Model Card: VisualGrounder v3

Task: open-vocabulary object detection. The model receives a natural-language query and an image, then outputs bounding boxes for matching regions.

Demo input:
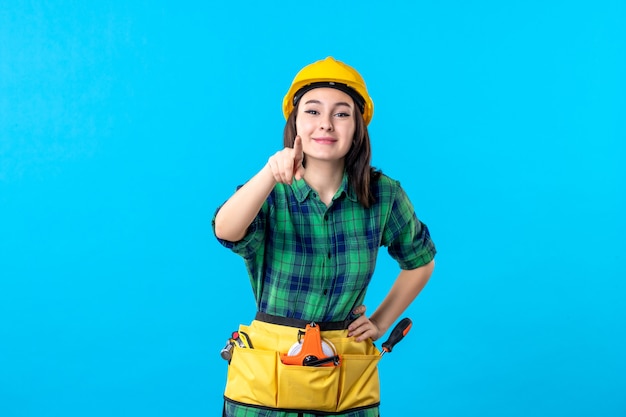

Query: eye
[335,112,351,118]
[304,109,319,115]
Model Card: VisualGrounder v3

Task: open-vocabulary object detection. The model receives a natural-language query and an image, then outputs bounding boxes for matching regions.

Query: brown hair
[283,100,381,208]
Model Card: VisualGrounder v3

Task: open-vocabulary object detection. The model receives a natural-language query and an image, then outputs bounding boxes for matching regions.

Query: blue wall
[1,1,624,416]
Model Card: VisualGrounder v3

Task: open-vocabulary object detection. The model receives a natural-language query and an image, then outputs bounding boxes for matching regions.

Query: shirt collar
[291,172,358,203]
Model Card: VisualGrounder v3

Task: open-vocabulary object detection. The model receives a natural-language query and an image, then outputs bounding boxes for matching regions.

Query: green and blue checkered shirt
[213,172,436,416]
[214,172,435,323]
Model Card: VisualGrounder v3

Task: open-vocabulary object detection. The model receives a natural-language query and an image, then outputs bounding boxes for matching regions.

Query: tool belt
[223,314,381,414]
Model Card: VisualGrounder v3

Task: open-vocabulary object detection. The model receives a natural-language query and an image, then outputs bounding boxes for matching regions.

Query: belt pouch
[223,320,381,414]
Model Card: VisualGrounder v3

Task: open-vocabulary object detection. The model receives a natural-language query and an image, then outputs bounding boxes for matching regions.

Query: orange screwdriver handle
[381,317,412,354]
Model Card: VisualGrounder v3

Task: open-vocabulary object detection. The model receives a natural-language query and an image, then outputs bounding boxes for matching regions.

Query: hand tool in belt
[280,322,341,367]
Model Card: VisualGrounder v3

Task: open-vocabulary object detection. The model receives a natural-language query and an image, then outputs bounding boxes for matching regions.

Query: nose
[319,115,333,131]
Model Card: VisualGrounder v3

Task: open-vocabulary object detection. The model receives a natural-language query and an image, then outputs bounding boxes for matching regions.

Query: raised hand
[267,136,306,185]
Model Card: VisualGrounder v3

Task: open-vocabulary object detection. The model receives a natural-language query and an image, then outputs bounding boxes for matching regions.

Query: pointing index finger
[293,135,303,156]
[292,136,305,181]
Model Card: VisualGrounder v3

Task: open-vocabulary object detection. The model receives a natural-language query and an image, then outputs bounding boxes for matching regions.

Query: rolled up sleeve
[382,186,436,270]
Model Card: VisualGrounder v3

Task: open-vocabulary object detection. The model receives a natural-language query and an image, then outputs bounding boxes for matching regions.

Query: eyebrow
[303,99,353,108]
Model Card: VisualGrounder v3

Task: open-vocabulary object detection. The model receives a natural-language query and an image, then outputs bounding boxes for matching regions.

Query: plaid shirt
[213,173,436,417]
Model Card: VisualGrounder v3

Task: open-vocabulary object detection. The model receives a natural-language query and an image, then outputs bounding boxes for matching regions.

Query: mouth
[312,137,337,144]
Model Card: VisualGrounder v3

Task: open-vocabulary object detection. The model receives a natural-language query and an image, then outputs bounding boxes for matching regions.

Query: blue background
[1,1,624,416]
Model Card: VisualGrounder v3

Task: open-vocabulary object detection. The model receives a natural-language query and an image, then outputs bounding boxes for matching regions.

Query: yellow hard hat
[282,56,374,125]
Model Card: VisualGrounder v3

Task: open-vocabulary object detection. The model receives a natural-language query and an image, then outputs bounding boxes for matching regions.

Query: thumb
[294,164,306,181]
[352,305,366,316]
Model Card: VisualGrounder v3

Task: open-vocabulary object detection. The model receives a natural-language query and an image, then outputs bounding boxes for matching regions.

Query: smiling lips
[313,137,337,144]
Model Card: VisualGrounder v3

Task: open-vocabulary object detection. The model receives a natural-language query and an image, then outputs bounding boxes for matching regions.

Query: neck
[303,159,345,206]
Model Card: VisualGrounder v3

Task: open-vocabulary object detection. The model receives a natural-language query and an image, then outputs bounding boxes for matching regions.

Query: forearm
[213,164,277,242]
[370,260,435,334]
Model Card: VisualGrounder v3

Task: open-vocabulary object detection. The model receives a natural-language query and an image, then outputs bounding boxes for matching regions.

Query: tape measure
[286,337,336,358]
[280,322,341,367]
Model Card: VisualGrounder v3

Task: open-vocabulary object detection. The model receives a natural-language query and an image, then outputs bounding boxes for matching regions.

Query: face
[295,88,356,165]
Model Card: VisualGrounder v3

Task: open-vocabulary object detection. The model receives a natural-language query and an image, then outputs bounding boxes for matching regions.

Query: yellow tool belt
[224,319,381,414]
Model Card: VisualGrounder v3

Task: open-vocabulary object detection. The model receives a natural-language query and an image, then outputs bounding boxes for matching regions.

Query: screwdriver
[380,317,412,357]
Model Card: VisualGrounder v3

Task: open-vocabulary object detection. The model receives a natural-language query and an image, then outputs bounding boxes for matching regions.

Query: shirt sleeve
[382,184,436,270]
[211,198,268,261]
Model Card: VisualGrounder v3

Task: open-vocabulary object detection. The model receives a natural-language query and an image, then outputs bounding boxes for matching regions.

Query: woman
[213,56,436,417]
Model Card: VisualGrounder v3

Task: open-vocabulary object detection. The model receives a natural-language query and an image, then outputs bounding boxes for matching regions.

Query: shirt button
[327,252,331,259]
[323,289,328,295]
[324,214,329,221]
